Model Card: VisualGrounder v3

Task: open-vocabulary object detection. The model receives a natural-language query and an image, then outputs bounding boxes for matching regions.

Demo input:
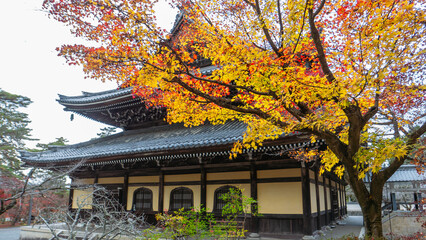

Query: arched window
[169,187,193,211]
[133,187,153,211]
[213,185,241,213]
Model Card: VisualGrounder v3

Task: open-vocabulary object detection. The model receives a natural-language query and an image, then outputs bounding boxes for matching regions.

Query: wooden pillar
[250,159,259,233]
[314,167,321,229]
[123,172,129,210]
[94,172,99,184]
[68,178,74,211]
[323,174,328,225]
[301,162,313,235]
[344,185,347,215]
[200,163,207,209]
[339,182,343,217]
[328,176,334,222]
[159,171,164,213]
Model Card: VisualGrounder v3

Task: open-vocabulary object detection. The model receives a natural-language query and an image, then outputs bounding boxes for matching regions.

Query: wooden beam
[69,159,301,178]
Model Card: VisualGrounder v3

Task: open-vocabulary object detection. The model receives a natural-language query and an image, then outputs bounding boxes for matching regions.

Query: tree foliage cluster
[43,0,425,237]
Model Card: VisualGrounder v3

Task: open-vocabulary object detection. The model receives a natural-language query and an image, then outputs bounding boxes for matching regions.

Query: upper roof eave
[57,87,134,106]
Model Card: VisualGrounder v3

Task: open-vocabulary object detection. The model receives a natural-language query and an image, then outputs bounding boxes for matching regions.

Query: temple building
[20,87,347,238]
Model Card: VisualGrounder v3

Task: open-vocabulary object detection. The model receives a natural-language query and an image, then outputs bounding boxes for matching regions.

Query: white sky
[0,0,176,148]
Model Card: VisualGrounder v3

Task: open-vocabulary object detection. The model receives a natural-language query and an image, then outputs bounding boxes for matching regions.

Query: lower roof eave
[22,136,323,169]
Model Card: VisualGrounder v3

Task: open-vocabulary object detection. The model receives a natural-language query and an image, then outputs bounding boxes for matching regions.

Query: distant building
[382,165,425,210]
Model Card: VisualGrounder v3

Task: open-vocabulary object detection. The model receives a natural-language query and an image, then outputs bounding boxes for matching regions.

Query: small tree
[219,188,259,239]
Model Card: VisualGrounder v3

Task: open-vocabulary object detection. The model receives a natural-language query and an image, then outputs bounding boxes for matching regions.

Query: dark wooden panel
[164,181,201,186]
[129,182,159,186]
[258,217,304,234]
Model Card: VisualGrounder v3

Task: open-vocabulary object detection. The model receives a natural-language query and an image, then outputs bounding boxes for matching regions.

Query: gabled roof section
[57,87,167,130]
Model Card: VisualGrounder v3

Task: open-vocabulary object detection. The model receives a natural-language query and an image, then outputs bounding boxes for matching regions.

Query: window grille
[133,187,153,211]
[169,187,193,211]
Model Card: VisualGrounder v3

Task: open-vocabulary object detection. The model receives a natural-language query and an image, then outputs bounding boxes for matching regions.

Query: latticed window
[133,187,153,211]
[213,185,240,213]
[169,187,193,211]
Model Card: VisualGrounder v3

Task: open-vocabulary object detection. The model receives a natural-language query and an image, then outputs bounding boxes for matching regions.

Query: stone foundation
[382,211,425,237]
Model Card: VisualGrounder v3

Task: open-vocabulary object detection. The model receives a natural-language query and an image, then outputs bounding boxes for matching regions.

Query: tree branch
[313,0,326,18]
[308,5,336,84]
[243,0,282,56]
[293,0,309,54]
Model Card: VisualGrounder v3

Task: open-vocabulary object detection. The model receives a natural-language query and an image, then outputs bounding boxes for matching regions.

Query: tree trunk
[360,197,384,238]
[338,154,386,239]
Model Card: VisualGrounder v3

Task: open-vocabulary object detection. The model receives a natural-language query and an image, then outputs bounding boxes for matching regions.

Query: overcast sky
[0,0,176,148]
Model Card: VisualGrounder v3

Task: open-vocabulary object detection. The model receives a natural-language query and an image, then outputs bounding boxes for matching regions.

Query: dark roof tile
[387,165,426,182]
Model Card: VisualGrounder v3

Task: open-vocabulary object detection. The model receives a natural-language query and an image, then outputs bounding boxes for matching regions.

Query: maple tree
[43,0,425,237]
[0,170,68,225]
[0,171,23,219]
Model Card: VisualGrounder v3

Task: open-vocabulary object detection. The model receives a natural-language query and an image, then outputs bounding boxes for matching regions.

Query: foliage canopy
[44,0,425,237]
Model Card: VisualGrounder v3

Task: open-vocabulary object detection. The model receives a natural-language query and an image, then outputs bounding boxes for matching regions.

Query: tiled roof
[20,121,248,164]
[387,165,426,182]
[57,87,133,105]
